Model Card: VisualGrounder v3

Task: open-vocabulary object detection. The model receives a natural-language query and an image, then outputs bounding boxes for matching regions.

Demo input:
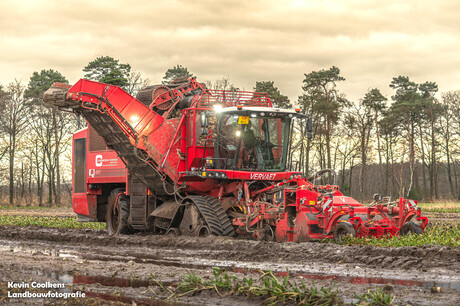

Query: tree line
[0,57,458,206]
[296,67,460,201]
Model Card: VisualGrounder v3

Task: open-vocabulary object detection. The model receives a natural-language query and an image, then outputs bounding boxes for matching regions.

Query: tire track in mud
[0,225,458,272]
[3,237,458,293]
[1,225,459,305]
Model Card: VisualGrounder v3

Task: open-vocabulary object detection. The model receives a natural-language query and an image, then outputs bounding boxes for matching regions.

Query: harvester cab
[43,77,428,242]
[203,107,307,173]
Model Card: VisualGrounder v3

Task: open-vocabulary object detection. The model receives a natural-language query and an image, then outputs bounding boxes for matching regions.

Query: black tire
[333,222,356,242]
[106,189,131,236]
[262,224,275,242]
[400,221,423,236]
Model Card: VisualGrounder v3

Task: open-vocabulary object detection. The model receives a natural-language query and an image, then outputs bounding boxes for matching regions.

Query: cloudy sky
[0,0,459,102]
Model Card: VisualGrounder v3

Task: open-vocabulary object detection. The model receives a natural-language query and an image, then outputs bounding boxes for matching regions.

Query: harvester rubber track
[203,196,235,236]
[44,87,172,197]
[128,177,148,230]
[186,196,235,236]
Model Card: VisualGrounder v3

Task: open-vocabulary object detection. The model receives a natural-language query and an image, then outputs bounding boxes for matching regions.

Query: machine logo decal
[95,155,119,167]
[95,155,103,167]
[250,173,276,180]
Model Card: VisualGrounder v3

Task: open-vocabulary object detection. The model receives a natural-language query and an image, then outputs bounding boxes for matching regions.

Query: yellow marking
[309,201,315,206]
[238,116,249,124]
[202,172,206,176]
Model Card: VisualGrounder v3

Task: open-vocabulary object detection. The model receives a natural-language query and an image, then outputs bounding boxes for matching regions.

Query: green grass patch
[152,268,393,305]
[422,207,460,213]
[174,268,344,305]
[0,215,105,230]
[354,288,394,305]
[340,224,460,248]
[413,203,460,213]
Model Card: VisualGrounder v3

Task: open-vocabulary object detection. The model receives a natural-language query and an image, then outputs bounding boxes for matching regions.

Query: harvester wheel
[400,222,422,236]
[198,225,211,237]
[262,224,275,241]
[166,228,181,237]
[106,189,131,236]
[333,222,356,242]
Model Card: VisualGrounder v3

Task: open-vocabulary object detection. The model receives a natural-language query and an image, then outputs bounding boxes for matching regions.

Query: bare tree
[204,76,238,91]
[126,70,150,96]
[0,80,30,205]
[348,103,373,196]
[440,91,460,198]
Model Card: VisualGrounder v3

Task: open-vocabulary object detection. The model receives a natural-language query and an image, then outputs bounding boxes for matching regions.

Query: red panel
[275,213,310,242]
[86,194,97,219]
[332,196,362,206]
[135,111,161,137]
[72,194,89,216]
[296,188,318,207]
[86,150,126,182]
[185,180,219,193]
[68,79,142,115]
[118,100,150,130]
[67,79,164,144]
[145,118,181,181]
[188,147,214,169]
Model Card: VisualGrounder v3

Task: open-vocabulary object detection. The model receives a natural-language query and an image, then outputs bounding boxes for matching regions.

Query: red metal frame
[233,177,428,242]
[196,90,272,108]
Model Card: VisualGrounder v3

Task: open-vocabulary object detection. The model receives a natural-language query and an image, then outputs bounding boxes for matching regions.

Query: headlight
[203,171,228,179]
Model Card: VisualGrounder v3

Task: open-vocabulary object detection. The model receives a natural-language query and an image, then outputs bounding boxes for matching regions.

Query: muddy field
[0,208,458,305]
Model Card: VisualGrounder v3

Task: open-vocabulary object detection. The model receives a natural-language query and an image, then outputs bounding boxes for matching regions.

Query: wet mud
[0,225,459,305]
[0,225,458,271]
